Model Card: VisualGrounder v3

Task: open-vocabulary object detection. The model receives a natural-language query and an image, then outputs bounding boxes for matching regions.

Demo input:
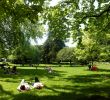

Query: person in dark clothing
[88,64,91,70]
[33,77,44,89]
[11,66,17,74]
[35,77,40,82]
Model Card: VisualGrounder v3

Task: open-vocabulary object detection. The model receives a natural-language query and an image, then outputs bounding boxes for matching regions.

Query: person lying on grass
[17,79,30,92]
[17,77,44,92]
[32,77,44,89]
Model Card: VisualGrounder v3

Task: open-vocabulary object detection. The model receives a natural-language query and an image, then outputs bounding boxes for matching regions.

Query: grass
[0,63,110,100]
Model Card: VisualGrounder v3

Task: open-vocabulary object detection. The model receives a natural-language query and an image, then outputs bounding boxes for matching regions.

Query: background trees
[0,0,110,64]
[0,0,45,54]
[42,0,110,63]
[7,42,42,64]
[42,35,65,63]
[0,0,46,63]
[74,32,101,65]
[57,47,76,65]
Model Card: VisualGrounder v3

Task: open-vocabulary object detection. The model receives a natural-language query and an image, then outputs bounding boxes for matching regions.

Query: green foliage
[42,1,110,65]
[0,0,45,54]
[8,54,17,61]
[57,47,76,63]
[42,38,65,63]
[43,0,110,43]
[0,0,110,63]
[43,3,72,40]
[74,32,101,64]
[7,42,42,64]
[99,46,110,62]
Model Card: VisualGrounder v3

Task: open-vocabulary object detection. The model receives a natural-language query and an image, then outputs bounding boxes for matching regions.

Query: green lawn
[0,63,110,100]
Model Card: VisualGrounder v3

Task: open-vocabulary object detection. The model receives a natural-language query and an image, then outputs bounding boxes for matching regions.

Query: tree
[43,6,71,40]
[63,0,110,41]
[74,31,101,65]
[57,47,76,65]
[0,0,45,55]
[44,0,110,64]
[44,0,110,46]
[98,33,110,62]
[7,41,42,64]
[42,37,65,63]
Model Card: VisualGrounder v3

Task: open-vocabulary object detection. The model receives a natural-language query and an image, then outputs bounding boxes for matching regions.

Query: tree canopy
[0,0,110,63]
[44,0,110,41]
[42,35,65,63]
[57,47,76,65]
[0,0,45,51]
[1,0,110,47]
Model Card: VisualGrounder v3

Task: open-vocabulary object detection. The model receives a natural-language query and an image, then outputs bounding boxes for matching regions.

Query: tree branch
[81,5,110,21]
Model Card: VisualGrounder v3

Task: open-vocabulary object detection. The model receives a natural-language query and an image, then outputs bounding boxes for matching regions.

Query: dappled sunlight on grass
[0,63,110,99]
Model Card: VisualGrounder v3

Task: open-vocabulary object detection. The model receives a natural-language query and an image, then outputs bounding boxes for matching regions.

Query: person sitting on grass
[11,66,18,74]
[5,66,11,74]
[32,77,44,89]
[91,65,98,71]
[17,79,30,92]
[48,67,53,73]
[3,66,11,74]
[44,66,53,73]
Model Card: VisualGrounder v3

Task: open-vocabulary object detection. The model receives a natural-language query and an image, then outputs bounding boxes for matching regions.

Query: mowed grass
[0,63,110,100]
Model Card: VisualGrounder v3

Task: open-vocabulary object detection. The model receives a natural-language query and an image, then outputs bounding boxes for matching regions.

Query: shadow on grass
[1,66,110,100]
[0,84,13,100]
[12,77,110,100]
[0,82,109,100]
[1,76,110,100]
[17,68,66,78]
[0,79,19,83]
[0,67,66,84]
[97,68,110,72]
[12,87,110,100]
[64,73,110,83]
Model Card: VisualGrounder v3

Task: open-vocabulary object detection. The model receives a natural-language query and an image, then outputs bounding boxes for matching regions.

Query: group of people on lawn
[2,65,18,74]
[17,77,44,92]
[6,66,17,74]
[17,66,53,92]
[88,64,98,71]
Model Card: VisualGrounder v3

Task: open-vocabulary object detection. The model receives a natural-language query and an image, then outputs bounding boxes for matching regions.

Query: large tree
[57,47,76,65]
[0,0,45,52]
[74,31,101,65]
[8,42,42,64]
[42,36,65,63]
[44,0,110,44]
[43,0,110,63]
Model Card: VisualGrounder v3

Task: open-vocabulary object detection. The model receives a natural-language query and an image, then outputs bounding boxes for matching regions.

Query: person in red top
[91,65,98,71]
